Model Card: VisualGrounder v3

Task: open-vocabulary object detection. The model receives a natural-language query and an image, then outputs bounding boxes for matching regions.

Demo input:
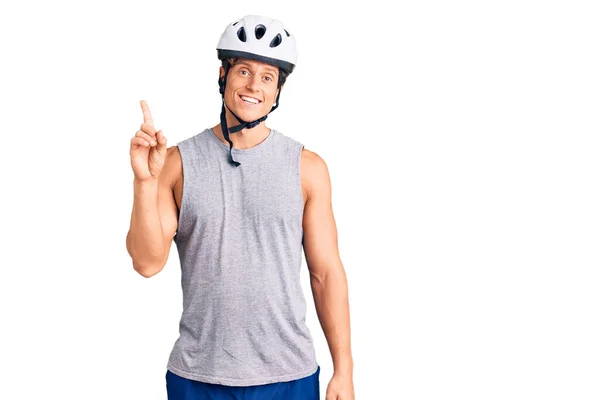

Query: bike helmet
[216,15,298,166]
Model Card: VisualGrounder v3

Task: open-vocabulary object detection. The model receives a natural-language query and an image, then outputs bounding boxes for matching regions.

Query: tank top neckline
[208,127,275,154]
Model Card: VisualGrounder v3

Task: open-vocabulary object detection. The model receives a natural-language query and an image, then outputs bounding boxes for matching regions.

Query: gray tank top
[166,127,318,386]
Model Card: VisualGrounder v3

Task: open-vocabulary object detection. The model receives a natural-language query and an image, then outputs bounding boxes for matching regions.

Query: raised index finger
[140,100,154,126]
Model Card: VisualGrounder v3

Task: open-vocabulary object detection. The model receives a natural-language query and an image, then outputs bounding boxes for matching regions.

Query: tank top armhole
[297,142,305,220]
[174,142,188,242]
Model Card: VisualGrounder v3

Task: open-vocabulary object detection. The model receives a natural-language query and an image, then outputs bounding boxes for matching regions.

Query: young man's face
[220,58,282,122]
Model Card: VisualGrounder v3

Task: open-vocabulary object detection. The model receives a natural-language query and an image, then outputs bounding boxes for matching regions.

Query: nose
[246,73,262,92]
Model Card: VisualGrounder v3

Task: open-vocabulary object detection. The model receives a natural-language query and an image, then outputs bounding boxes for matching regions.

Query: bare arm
[301,149,354,378]
[126,147,180,278]
[126,177,162,275]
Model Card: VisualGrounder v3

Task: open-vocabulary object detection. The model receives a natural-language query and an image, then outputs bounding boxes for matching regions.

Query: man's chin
[233,108,264,121]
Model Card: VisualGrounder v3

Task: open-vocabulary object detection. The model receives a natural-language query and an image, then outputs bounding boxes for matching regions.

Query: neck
[212,103,271,149]
[211,121,271,150]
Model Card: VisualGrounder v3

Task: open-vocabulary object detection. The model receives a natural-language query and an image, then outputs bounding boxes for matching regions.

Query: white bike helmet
[216,15,298,166]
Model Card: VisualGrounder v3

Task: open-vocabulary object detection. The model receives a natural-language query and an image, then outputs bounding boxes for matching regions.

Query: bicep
[302,151,341,281]
[157,147,180,268]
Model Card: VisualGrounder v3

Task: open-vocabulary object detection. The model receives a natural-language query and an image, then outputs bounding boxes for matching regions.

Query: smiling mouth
[239,94,262,105]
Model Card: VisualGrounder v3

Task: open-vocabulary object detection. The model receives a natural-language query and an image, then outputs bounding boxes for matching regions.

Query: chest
[174,160,306,232]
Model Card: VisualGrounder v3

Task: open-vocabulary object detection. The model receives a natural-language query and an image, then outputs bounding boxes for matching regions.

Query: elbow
[133,261,163,278]
[309,262,346,287]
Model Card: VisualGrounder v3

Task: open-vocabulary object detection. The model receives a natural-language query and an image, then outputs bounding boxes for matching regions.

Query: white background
[1,0,598,399]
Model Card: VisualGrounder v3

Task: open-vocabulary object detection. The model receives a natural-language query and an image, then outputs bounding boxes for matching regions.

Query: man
[126,15,354,400]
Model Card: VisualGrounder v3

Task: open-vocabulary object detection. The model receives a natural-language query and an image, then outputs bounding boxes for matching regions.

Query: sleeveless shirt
[166,127,318,386]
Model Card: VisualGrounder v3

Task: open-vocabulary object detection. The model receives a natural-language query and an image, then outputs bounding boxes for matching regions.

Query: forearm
[310,265,354,376]
[127,177,165,274]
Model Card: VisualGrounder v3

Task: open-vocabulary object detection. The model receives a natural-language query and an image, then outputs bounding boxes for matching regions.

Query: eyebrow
[237,61,278,75]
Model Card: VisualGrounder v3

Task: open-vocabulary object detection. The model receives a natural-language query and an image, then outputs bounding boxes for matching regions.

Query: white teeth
[240,95,259,104]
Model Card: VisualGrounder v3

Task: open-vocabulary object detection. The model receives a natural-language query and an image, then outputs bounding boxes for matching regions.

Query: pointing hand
[130,100,168,182]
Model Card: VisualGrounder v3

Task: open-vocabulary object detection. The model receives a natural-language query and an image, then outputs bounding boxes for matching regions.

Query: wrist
[134,176,158,185]
[333,360,354,377]
[333,369,354,380]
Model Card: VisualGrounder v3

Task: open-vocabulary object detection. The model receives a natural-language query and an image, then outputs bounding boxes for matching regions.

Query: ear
[219,66,225,80]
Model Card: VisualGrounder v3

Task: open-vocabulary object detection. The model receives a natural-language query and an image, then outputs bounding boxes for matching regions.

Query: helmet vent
[269,33,282,48]
[255,24,266,40]
[284,29,290,37]
[237,27,247,42]
[233,20,240,26]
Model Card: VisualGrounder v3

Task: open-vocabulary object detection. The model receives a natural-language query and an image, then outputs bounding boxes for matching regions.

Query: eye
[265,76,272,82]
[240,69,249,76]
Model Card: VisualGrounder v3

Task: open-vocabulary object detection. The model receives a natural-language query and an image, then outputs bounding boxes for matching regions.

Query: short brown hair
[221,57,289,87]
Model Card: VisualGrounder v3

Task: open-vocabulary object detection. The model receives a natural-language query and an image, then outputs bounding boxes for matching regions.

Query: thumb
[156,130,167,150]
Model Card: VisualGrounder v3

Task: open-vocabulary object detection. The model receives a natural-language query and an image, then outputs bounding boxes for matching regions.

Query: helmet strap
[218,64,284,167]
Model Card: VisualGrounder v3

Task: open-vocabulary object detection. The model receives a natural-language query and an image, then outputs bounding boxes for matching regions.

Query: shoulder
[272,129,304,152]
[176,131,204,150]
[272,129,330,189]
[159,145,182,189]
[169,130,208,168]
[300,147,331,199]
[301,148,329,177]
[166,144,182,163]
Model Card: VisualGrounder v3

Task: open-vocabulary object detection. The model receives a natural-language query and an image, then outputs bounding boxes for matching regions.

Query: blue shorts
[166,366,320,400]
